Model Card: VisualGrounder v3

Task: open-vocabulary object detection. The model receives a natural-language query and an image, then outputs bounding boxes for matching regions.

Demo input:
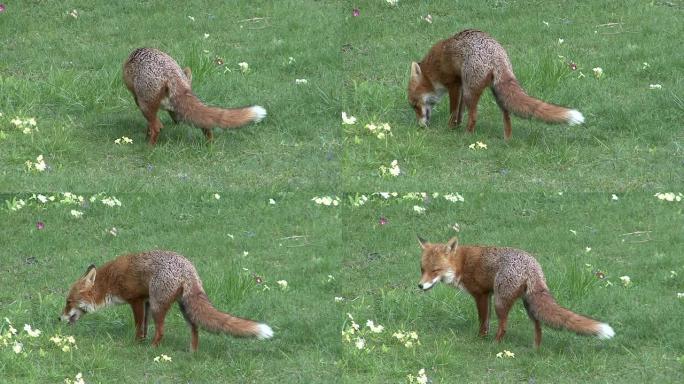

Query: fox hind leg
[178,301,200,352]
[523,298,542,348]
[149,300,173,347]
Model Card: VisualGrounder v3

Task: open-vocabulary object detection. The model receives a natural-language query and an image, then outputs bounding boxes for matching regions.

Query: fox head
[408,62,442,127]
[417,236,458,291]
[61,265,98,324]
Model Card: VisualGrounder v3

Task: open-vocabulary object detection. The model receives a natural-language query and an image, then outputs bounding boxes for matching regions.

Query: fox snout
[61,306,84,325]
[418,275,441,291]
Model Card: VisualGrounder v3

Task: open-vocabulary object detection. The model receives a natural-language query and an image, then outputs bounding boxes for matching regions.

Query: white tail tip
[256,323,274,340]
[566,109,585,126]
[251,106,267,123]
[596,323,615,339]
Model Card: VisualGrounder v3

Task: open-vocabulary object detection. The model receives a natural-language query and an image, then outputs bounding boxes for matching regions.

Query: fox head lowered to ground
[417,236,459,291]
[60,265,117,324]
[407,62,445,128]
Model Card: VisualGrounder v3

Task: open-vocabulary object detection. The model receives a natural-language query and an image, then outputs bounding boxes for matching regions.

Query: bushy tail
[525,282,614,339]
[172,91,266,129]
[180,286,273,340]
[492,70,584,126]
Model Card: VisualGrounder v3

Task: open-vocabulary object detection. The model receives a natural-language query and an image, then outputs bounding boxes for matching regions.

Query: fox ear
[183,67,192,83]
[83,265,97,286]
[446,237,459,252]
[417,235,428,249]
[410,62,422,79]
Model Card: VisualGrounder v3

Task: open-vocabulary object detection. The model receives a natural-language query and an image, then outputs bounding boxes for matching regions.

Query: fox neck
[442,250,465,287]
[85,266,126,312]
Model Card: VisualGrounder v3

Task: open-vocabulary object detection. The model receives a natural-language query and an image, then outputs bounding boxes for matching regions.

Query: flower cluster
[277,280,288,290]
[592,67,604,79]
[341,112,357,125]
[50,334,78,352]
[365,122,393,140]
[295,79,308,85]
[114,136,133,144]
[444,193,465,203]
[392,330,420,348]
[379,160,401,177]
[238,62,249,73]
[64,372,85,384]
[496,350,515,358]
[153,354,172,362]
[406,368,429,384]
[654,192,683,202]
[10,117,37,134]
[312,196,341,206]
[25,155,47,172]
[468,141,488,150]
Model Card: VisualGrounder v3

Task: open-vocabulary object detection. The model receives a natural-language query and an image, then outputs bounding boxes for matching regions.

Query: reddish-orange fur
[408,29,584,140]
[123,48,265,145]
[417,237,614,347]
[61,251,273,351]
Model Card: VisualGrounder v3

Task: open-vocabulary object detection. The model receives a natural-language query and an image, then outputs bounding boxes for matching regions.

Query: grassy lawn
[1,0,683,383]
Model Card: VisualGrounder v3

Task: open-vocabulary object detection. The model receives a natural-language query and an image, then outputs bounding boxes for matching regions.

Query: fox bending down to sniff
[417,237,614,347]
[124,48,266,145]
[408,29,584,140]
[61,251,273,351]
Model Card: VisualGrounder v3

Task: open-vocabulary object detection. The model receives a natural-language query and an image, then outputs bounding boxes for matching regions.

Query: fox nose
[418,283,424,289]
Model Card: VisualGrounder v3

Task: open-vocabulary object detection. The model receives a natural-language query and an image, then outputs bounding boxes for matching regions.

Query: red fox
[123,48,266,145]
[417,237,614,348]
[408,29,584,140]
[60,250,273,351]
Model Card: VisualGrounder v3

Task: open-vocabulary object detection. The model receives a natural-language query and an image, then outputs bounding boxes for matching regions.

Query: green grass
[1,0,683,383]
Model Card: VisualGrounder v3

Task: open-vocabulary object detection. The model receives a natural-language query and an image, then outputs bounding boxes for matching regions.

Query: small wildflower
[108,227,118,236]
[592,67,603,79]
[416,369,428,384]
[585,247,592,252]
[203,33,210,39]
[101,196,122,207]
[12,341,22,354]
[70,210,84,218]
[558,38,564,44]
[214,193,221,200]
[352,8,360,17]
[243,251,249,257]
[327,275,334,282]
[444,193,464,202]
[649,84,662,90]
[36,221,45,230]
[238,62,249,73]
[366,320,384,333]
[677,293,684,298]
[379,216,388,225]
[413,205,426,214]
[312,196,340,206]
[468,141,488,150]
[642,62,650,70]
[341,112,357,125]
[354,337,366,350]
[36,194,49,203]
[23,324,41,337]
[188,15,195,21]
[287,56,295,64]
[68,9,78,19]
[619,275,631,287]
[268,198,276,205]
[543,21,549,27]
[276,280,288,290]
[452,223,460,232]
[422,14,433,23]
[295,78,308,85]
[385,0,398,6]
[611,194,619,201]
[655,192,683,202]
[569,62,577,70]
[334,296,344,302]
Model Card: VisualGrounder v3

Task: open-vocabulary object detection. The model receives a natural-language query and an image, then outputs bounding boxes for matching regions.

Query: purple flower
[569,62,577,71]
[0,4,5,13]
[36,221,45,230]
[353,8,360,17]
[379,216,388,225]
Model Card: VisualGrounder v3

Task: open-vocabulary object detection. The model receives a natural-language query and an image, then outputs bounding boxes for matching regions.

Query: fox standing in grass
[417,237,614,347]
[124,48,266,145]
[408,29,584,140]
[61,251,274,351]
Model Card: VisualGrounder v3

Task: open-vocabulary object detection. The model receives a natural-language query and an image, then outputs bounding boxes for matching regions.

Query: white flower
[288,57,295,64]
[68,9,79,19]
[268,198,276,205]
[354,337,366,350]
[37,194,49,203]
[122,136,133,144]
[655,192,682,202]
[101,196,122,207]
[592,67,603,78]
[162,354,172,361]
[611,194,619,201]
[188,15,195,21]
[334,296,344,302]
[389,160,400,176]
[203,33,210,39]
[214,193,221,200]
[243,251,249,257]
[295,78,308,85]
[423,14,433,23]
[385,0,398,5]
[65,336,76,344]
[504,350,515,358]
[277,280,288,290]
[12,341,22,354]
[558,38,564,44]
[70,210,84,218]
[413,205,426,214]
[341,112,357,125]
[619,276,631,286]
[23,324,41,337]
[642,62,650,69]
[585,247,592,252]
[649,84,662,89]
[365,320,384,333]
[238,62,249,73]
[677,293,684,298]
[416,369,428,384]
[468,141,487,150]
[444,193,464,202]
